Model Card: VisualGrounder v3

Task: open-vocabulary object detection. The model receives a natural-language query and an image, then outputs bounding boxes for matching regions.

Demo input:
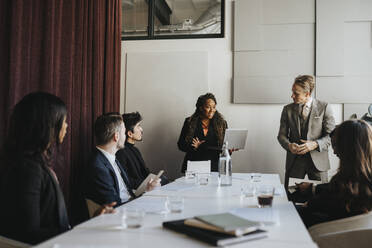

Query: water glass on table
[257,185,274,208]
[121,208,145,228]
[196,172,210,185]
[185,170,196,182]
[241,183,256,198]
[166,196,184,213]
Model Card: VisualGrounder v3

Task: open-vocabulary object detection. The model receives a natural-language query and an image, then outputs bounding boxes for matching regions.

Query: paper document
[161,182,196,191]
[134,170,164,197]
[127,196,168,214]
[288,177,321,187]
[187,160,211,173]
[53,245,124,248]
[288,177,321,194]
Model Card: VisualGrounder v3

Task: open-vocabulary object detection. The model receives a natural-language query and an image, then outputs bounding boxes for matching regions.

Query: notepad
[184,218,258,236]
[163,219,267,247]
[195,213,260,232]
[134,170,163,197]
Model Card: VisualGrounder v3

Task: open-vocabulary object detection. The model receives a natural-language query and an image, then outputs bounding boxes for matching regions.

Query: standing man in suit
[278,75,335,190]
[85,113,159,206]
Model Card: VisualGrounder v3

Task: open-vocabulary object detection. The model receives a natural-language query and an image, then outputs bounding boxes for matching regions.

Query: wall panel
[125,51,208,179]
[234,0,315,103]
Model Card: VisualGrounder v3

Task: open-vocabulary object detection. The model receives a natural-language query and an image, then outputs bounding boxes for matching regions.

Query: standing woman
[178,93,227,172]
[0,92,70,244]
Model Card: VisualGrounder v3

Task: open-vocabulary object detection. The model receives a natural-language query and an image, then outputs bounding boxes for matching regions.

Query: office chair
[0,236,29,248]
[309,211,372,248]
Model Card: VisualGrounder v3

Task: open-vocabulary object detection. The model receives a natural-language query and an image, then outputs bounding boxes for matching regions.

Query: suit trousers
[284,153,328,190]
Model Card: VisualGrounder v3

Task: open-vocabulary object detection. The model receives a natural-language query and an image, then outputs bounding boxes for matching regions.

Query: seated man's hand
[93,201,116,217]
[295,182,312,193]
[146,178,161,192]
[297,140,318,154]
[288,143,299,154]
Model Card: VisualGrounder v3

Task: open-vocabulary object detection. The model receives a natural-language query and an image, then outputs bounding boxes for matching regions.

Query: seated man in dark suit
[85,113,160,206]
[116,112,169,189]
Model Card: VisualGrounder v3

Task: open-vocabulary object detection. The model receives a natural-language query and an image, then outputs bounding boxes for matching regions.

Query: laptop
[223,129,248,150]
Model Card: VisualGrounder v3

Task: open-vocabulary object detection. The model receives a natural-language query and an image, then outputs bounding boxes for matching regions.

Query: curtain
[0,0,122,224]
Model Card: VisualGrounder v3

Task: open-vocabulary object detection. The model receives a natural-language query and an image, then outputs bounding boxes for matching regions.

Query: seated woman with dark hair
[0,92,71,244]
[296,119,372,228]
[177,93,228,172]
[0,92,113,245]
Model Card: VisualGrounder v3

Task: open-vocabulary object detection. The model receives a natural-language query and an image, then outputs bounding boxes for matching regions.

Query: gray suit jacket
[277,99,335,172]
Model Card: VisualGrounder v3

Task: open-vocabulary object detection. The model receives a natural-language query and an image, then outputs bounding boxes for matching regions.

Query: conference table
[35,173,318,248]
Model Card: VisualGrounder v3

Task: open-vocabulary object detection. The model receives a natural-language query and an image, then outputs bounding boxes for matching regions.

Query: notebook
[184,218,258,236]
[163,219,267,247]
[195,213,260,232]
[134,170,163,197]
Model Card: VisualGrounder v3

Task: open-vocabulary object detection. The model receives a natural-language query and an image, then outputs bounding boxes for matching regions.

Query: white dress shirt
[96,147,131,203]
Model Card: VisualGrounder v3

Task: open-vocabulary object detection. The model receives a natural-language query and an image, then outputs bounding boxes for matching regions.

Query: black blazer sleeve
[116,149,144,189]
[177,118,193,153]
[0,161,65,245]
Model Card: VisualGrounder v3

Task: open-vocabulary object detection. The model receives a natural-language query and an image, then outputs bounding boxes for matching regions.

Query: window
[122,0,225,40]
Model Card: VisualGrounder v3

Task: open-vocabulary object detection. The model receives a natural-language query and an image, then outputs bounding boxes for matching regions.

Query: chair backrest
[86,198,101,218]
[313,229,372,248]
[309,211,372,239]
[309,211,372,248]
[0,236,29,248]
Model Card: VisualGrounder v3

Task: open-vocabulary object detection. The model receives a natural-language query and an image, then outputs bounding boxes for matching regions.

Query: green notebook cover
[195,213,260,232]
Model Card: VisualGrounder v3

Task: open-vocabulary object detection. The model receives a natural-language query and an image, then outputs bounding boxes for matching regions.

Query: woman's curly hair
[184,93,227,146]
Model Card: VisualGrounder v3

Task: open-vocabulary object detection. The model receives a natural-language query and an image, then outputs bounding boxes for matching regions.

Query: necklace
[201,119,210,129]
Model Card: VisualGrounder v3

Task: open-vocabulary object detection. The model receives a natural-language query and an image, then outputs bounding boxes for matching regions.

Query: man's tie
[301,104,310,120]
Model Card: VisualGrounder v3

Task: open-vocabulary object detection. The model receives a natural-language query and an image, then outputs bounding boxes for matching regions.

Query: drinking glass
[196,173,210,185]
[166,196,184,213]
[241,183,256,198]
[185,170,196,183]
[257,185,274,208]
[121,208,145,228]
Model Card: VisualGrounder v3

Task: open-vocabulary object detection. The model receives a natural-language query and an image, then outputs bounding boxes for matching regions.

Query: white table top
[35,173,318,248]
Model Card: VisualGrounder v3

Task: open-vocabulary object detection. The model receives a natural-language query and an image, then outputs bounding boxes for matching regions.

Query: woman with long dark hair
[297,119,372,227]
[177,93,228,172]
[0,92,70,244]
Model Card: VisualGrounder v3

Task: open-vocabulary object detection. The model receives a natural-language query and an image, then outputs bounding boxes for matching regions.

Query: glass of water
[241,183,256,198]
[185,170,196,183]
[196,173,210,185]
[121,208,145,228]
[166,196,184,213]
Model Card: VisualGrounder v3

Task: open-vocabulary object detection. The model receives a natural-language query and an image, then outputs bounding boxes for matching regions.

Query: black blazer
[0,154,70,245]
[116,142,169,189]
[85,148,135,206]
[297,183,360,227]
[178,118,225,172]
[116,143,151,189]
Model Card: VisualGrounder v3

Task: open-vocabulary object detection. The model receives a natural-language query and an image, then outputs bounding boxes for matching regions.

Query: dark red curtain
[0,0,121,224]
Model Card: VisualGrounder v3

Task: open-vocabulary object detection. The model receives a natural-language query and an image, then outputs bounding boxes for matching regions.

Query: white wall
[121,0,343,182]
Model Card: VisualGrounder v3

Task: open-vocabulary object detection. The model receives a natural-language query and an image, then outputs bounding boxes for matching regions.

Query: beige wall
[121,0,343,182]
